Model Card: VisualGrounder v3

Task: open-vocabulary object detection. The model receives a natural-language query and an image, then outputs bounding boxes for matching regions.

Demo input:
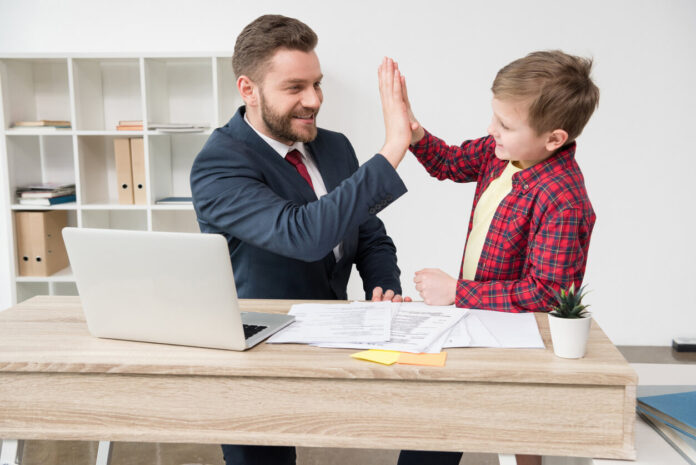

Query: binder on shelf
[15,210,69,277]
[130,138,147,205]
[113,138,134,205]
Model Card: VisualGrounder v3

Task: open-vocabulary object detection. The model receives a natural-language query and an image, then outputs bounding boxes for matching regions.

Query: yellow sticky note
[351,349,401,365]
[397,351,447,367]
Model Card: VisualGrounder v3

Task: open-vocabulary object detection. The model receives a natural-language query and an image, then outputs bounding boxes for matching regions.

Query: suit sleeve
[190,137,407,263]
[336,141,402,298]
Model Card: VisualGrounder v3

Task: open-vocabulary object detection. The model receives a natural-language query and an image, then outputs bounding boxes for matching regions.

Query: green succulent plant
[549,283,590,319]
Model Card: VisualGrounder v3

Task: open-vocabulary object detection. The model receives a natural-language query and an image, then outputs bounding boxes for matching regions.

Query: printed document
[315,302,467,353]
[266,302,392,344]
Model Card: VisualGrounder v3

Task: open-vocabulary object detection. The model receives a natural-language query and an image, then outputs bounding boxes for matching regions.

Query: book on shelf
[155,196,193,205]
[637,390,696,440]
[16,183,76,199]
[148,122,209,133]
[18,194,76,206]
[639,411,696,464]
[12,120,71,128]
[116,120,144,131]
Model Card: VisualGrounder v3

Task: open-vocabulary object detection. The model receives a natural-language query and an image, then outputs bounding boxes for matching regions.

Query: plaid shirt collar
[509,142,577,193]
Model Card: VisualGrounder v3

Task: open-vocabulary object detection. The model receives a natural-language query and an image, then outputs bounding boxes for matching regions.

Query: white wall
[1,0,694,345]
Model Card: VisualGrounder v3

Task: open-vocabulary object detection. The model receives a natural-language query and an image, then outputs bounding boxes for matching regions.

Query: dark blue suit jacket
[190,107,408,300]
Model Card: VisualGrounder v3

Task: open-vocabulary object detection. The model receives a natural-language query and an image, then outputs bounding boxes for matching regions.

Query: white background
[1,0,694,345]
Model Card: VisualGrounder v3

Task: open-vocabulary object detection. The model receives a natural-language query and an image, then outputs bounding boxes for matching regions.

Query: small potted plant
[548,283,591,359]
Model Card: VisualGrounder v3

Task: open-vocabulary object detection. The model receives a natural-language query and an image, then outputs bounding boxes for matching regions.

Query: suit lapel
[307,138,340,193]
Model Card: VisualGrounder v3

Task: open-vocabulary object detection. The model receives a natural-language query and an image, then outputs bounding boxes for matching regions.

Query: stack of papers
[267,301,545,353]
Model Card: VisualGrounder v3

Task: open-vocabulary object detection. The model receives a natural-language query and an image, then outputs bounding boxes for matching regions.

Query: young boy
[383,50,599,313]
[378,50,599,465]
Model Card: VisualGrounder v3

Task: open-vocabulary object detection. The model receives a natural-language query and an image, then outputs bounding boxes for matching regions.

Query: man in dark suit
[190,14,414,465]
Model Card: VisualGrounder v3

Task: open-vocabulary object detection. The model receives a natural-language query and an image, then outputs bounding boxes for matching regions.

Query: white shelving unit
[0,54,239,304]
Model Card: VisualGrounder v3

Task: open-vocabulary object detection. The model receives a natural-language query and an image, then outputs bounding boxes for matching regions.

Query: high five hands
[378,58,456,306]
[377,57,423,169]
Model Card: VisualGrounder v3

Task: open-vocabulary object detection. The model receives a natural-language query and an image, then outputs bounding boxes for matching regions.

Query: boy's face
[487,97,554,169]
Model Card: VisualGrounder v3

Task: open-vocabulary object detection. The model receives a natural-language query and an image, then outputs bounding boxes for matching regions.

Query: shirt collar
[243,111,307,158]
[511,142,577,192]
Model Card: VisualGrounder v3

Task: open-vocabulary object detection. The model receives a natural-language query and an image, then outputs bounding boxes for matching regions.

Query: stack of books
[155,196,193,205]
[116,120,144,131]
[148,122,208,133]
[12,120,71,129]
[637,390,696,464]
[16,183,76,206]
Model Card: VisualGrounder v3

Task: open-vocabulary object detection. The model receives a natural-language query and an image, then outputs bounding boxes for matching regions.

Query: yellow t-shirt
[461,161,522,280]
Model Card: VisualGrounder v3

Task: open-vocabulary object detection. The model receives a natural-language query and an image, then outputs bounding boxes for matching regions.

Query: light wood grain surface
[0,296,636,385]
[0,296,637,459]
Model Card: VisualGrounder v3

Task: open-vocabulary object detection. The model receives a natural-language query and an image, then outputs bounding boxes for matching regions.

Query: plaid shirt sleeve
[456,207,590,312]
[410,129,494,183]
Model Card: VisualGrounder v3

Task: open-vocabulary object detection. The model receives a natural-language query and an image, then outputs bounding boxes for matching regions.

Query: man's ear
[237,75,258,106]
[545,129,569,152]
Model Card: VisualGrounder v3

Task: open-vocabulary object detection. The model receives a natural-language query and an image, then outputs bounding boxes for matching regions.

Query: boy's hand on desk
[371,286,413,303]
[378,57,419,169]
[414,268,457,306]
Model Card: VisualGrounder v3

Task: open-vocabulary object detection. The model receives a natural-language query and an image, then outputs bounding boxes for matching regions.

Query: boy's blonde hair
[492,50,600,143]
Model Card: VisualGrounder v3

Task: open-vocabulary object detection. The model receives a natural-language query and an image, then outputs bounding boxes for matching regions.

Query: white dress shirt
[244,113,343,261]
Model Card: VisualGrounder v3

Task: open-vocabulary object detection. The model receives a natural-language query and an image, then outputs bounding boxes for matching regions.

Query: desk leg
[96,441,112,465]
[0,440,24,465]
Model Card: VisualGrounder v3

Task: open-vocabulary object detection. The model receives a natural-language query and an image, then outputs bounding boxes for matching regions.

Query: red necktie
[285,149,314,190]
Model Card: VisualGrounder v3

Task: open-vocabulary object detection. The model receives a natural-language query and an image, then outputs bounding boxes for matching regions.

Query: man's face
[487,97,552,169]
[256,49,323,144]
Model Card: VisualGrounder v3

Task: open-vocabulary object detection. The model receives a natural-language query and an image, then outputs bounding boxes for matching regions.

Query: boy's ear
[545,129,569,152]
[237,75,259,107]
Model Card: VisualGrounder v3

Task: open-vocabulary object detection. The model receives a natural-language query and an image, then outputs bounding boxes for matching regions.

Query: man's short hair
[232,15,318,82]
[492,50,600,143]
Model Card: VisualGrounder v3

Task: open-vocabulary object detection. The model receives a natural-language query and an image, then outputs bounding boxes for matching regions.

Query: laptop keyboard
[243,324,267,339]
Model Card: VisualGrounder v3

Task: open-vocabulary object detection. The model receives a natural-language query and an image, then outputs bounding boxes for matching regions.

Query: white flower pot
[548,313,592,359]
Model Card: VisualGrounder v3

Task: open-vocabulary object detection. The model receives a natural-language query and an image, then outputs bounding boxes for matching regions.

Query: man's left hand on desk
[370,286,412,302]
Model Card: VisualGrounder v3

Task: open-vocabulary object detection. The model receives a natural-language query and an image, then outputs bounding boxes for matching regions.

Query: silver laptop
[62,227,294,350]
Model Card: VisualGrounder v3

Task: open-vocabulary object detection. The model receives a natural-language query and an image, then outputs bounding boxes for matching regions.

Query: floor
[11,441,500,465]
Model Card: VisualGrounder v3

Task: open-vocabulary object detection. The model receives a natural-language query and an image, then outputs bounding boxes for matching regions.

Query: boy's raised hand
[378,57,419,169]
[399,74,425,144]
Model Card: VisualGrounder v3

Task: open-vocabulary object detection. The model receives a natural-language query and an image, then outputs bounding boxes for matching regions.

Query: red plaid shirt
[411,130,596,313]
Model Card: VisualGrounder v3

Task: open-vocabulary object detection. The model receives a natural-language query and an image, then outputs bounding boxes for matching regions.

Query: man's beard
[260,94,318,143]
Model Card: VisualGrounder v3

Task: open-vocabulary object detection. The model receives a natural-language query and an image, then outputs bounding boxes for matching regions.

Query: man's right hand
[378,57,420,169]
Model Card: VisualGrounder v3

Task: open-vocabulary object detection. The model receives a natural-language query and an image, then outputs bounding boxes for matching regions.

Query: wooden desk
[0,296,637,460]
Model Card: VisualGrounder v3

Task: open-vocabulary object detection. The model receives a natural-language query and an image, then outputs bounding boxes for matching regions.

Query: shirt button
[523,184,529,189]
[369,208,376,214]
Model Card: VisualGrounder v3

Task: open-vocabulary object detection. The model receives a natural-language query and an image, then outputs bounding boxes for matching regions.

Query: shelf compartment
[77,134,144,206]
[51,281,79,296]
[0,58,72,131]
[16,282,49,302]
[152,210,199,233]
[72,58,142,131]
[149,133,206,203]
[6,134,76,203]
[81,209,147,231]
[216,57,240,126]
[145,58,214,128]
